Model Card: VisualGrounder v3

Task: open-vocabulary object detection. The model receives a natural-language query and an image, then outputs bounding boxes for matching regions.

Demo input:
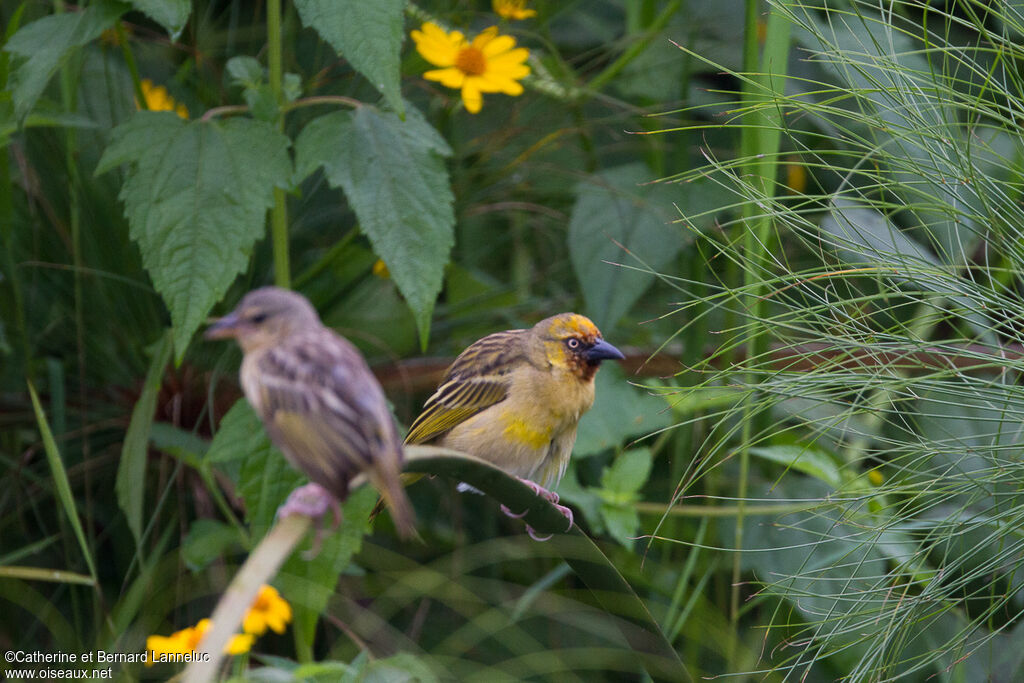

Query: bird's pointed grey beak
[204,312,241,340]
[585,338,625,363]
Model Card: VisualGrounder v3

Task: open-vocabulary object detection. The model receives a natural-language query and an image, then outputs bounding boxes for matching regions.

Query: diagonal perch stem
[183,515,311,682]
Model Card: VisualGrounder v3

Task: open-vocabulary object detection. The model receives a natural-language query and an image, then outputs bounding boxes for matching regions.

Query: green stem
[730,0,791,668]
[115,21,146,109]
[586,0,683,93]
[271,190,290,288]
[267,0,283,105]
[266,0,289,288]
[730,0,763,663]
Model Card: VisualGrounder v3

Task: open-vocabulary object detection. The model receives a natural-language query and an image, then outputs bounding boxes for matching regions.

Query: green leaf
[293,0,404,115]
[600,448,653,496]
[225,56,263,87]
[295,106,454,346]
[206,400,298,539]
[116,329,173,547]
[27,382,98,585]
[569,164,724,330]
[601,501,640,548]
[97,112,292,359]
[127,0,190,40]
[278,486,376,650]
[3,1,127,120]
[182,519,243,572]
[575,364,673,457]
[205,399,266,465]
[148,422,209,469]
[749,445,843,489]
[225,57,281,122]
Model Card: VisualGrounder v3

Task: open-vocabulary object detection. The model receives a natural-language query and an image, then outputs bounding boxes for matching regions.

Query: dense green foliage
[4,0,1024,680]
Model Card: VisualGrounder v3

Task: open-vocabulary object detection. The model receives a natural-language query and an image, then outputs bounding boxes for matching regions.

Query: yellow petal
[424,67,467,89]
[489,61,530,80]
[497,79,524,96]
[225,633,255,655]
[242,610,267,636]
[461,82,483,113]
[488,47,531,67]
[266,612,288,634]
[482,35,517,57]
[472,26,500,50]
[411,23,462,67]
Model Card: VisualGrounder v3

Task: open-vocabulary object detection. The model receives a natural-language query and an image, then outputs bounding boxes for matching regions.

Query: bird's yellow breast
[501,416,553,449]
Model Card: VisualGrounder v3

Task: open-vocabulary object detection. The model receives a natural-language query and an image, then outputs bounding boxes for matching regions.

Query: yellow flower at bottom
[145,618,254,666]
[411,22,530,114]
[242,585,293,636]
[136,79,189,119]
[493,0,537,20]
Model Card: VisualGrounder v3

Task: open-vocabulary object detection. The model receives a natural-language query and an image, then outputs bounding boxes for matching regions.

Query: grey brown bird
[405,313,623,538]
[206,287,415,537]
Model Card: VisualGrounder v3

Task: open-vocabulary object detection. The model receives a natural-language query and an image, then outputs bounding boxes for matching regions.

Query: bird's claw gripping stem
[278,483,343,558]
[277,483,341,523]
[500,478,574,541]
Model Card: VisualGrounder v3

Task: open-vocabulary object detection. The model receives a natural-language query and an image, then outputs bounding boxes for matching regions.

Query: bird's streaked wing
[405,329,527,444]
[254,331,397,498]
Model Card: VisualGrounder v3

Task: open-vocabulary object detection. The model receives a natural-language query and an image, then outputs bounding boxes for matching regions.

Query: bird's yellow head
[531,313,625,381]
[205,287,321,352]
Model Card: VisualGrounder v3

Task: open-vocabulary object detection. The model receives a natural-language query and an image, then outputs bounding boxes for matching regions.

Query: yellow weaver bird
[206,287,415,537]
[406,313,623,539]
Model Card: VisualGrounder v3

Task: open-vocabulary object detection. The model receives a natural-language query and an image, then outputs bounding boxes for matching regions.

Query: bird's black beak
[585,338,625,363]
[204,312,241,340]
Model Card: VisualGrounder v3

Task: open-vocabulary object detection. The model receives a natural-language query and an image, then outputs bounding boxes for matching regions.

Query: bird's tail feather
[371,468,416,539]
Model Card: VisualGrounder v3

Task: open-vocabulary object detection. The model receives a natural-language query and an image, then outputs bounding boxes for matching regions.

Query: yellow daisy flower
[411,22,530,114]
[242,584,293,636]
[145,618,254,666]
[493,0,537,20]
[136,79,189,119]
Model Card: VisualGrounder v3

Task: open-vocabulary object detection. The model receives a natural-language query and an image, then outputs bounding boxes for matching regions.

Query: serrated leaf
[127,0,190,41]
[97,112,292,359]
[569,164,725,330]
[116,329,173,546]
[3,1,127,120]
[295,106,454,346]
[293,0,404,114]
[575,364,672,457]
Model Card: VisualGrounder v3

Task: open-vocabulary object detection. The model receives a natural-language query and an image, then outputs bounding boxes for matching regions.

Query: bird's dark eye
[250,313,268,324]
[566,337,581,349]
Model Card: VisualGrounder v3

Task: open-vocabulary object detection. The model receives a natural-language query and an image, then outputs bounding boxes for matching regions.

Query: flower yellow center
[456,47,487,76]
